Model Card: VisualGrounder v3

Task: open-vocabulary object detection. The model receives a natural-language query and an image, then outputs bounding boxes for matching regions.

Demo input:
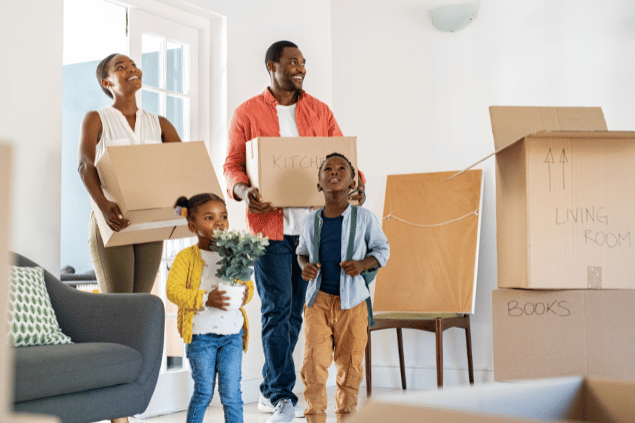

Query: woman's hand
[206,287,230,310]
[99,201,130,232]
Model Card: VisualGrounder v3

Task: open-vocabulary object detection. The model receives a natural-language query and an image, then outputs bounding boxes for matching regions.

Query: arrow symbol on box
[544,148,554,191]
[559,149,568,190]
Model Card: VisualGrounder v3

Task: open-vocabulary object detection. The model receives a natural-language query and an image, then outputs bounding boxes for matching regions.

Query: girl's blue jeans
[186,331,243,423]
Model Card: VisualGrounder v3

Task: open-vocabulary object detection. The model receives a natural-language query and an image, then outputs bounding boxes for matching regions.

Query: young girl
[296,153,390,423]
[166,193,253,423]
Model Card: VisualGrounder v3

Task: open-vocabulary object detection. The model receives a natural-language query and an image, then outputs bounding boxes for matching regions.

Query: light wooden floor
[112,387,403,423]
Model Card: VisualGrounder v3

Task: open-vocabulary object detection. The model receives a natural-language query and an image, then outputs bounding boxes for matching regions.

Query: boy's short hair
[318,152,356,178]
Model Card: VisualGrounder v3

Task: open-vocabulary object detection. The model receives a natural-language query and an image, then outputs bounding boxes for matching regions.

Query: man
[223,40,364,423]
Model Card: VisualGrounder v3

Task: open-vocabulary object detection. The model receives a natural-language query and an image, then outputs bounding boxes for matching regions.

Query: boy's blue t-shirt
[319,214,343,295]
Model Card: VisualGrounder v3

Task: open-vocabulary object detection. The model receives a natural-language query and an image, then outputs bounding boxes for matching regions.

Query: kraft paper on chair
[366,169,483,394]
[374,169,483,314]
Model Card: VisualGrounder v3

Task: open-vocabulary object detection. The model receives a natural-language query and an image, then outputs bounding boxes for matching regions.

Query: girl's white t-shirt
[191,249,244,335]
[276,103,311,235]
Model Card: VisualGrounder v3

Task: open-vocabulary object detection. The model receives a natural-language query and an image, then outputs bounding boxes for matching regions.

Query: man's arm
[223,110,251,201]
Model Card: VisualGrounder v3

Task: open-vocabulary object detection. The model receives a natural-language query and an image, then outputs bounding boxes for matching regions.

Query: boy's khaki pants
[301,291,368,423]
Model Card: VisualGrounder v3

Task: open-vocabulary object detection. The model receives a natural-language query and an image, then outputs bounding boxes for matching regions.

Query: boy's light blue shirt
[296,204,390,310]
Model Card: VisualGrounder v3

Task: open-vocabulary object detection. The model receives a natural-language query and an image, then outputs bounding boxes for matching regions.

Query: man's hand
[206,287,230,310]
[234,183,277,214]
[302,263,321,281]
[347,170,366,206]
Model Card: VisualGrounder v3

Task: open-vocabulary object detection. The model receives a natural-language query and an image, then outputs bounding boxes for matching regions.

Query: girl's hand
[340,260,365,277]
[206,287,230,310]
[100,201,130,232]
[241,285,248,307]
[302,263,321,281]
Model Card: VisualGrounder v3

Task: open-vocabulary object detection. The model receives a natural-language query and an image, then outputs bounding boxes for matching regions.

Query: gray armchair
[12,253,165,423]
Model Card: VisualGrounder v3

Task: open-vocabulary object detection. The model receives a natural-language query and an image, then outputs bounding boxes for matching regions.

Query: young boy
[296,153,390,423]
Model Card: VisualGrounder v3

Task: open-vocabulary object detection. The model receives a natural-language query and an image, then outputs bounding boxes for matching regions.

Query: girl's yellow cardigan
[166,244,254,352]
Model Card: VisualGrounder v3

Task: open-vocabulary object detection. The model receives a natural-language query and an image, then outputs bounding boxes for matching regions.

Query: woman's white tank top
[94,106,163,164]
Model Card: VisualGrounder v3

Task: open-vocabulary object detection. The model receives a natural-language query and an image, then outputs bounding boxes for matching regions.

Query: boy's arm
[340,256,379,277]
[364,211,390,268]
[299,254,321,281]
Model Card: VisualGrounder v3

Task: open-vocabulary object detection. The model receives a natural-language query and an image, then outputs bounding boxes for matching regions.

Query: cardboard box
[245,136,357,207]
[92,141,223,247]
[468,106,635,289]
[347,377,635,423]
[492,289,635,382]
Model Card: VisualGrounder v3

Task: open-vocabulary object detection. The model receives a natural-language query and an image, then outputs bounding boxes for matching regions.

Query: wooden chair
[365,312,474,396]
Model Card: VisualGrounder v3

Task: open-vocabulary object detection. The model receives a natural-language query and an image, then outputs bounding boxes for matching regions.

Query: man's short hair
[265,40,298,70]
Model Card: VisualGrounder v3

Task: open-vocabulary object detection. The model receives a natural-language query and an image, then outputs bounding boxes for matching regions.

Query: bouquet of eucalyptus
[213,229,269,285]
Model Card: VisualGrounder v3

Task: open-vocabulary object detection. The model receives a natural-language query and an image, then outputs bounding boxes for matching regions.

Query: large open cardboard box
[92,141,222,247]
[348,377,635,423]
[492,288,635,382]
[245,136,357,207]
[465,107,635,289]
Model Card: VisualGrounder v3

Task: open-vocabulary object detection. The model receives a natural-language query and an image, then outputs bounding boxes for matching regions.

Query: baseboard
[363,364,494,390]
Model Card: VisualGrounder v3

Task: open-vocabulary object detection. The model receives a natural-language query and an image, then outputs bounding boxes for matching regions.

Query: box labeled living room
[481,106,635,290]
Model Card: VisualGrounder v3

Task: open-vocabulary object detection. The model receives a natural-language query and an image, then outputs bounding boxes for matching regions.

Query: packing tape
[587,266,602,289]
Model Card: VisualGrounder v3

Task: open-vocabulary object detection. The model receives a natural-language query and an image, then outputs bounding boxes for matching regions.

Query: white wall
[0,0,64,275]
[331,0,635,389]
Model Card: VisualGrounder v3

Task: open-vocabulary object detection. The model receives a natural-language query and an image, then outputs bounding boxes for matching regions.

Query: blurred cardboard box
[245,136,357,207]
[348,377,635,423]
[92,141,222,247]
[464,106,635,289]
[492,288,635,382]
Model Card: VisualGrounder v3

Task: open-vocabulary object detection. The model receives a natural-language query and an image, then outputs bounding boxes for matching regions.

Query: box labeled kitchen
[245,136,357,207]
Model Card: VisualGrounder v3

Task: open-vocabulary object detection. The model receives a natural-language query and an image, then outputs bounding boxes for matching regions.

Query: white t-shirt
[191,249,244,335]
[276,103,311,235]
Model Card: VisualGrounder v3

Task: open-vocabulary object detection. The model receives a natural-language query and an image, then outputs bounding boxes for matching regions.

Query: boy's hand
[206,287,230,310]
[302,263,321,281]
[241,285,248,307]
[340,260,366,277]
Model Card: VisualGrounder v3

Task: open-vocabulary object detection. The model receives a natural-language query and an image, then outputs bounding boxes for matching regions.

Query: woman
[79,52,182,294]
[78,54,181,423]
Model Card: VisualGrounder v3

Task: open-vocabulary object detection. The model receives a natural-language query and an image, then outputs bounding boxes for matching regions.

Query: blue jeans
[186,332,243,423]
[254,235,307,406]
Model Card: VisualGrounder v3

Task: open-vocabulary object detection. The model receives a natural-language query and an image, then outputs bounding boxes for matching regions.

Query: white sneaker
[259,394,305,418]
[258,393,275,413]
[266,398,296,423]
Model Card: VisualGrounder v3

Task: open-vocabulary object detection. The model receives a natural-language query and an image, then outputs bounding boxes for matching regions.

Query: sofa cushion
[8,266,73,347]
[14,342,143,403]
